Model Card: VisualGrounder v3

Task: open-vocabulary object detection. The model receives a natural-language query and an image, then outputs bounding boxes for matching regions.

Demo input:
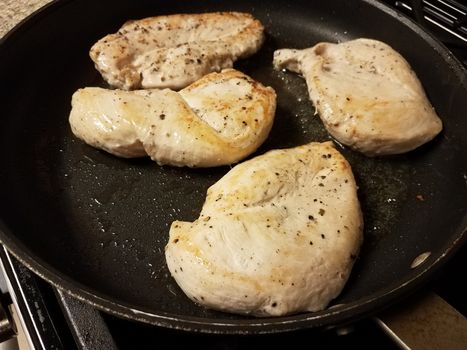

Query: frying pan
[0,0,466,334]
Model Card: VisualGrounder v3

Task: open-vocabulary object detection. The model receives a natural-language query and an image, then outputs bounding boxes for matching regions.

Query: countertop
[0,0,53,38]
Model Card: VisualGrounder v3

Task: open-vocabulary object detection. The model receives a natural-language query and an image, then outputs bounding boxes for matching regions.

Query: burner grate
[394,0,467,43]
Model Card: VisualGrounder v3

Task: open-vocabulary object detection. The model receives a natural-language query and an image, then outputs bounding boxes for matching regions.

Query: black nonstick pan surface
[0,0,466,333]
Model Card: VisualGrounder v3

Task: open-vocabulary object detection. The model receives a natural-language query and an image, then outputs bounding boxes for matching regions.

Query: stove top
[0,1,466,349]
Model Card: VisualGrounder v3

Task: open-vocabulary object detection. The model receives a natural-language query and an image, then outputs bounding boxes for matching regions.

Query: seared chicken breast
[69,69,276,167]
[90,12,264,90]
[165,142,363,316]
[273,39,443,156]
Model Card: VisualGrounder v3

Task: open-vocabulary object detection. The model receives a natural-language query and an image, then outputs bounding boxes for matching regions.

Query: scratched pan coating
[0,0,466,333]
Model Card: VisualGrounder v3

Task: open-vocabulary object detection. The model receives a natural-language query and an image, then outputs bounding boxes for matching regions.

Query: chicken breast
[165,142,363,316]
[273,38,443,156]
[69,69,276,167]
[90,12,264,90]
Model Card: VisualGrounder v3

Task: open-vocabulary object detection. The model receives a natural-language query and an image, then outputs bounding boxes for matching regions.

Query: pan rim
[1,221,466,333]
[0,0,466,333]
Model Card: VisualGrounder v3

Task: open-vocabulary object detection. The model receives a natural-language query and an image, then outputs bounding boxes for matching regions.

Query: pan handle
[374,292,467,350]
